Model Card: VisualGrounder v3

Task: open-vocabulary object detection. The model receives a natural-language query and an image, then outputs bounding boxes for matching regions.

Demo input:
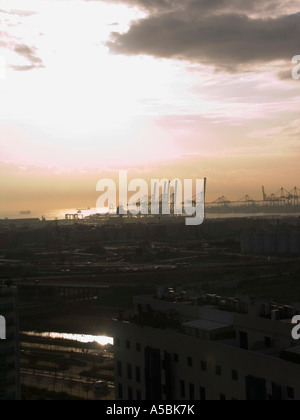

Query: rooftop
[182,319,231,332]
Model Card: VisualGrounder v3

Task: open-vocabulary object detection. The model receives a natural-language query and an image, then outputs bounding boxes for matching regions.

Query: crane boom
[262,186,267,201]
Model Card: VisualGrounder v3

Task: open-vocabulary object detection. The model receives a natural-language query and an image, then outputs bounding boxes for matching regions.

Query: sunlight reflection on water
[23,331,113,346]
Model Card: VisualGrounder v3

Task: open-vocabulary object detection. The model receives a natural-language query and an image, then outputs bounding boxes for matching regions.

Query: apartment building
[114,288,300,401]
[0,285,21,400]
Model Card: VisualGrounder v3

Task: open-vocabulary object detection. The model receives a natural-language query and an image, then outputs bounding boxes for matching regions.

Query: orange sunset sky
[0,0,299,218]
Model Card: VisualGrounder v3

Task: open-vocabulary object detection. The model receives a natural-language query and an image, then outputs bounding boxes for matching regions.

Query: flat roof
[183,319,232,332]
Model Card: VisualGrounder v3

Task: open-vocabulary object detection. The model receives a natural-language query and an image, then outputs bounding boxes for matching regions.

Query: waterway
[22,331,114,346]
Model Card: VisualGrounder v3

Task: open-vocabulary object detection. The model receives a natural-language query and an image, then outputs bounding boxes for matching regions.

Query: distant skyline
[0,0,299,217]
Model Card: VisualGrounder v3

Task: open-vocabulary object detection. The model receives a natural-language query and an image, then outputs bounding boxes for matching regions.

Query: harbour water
[22,331,114,346]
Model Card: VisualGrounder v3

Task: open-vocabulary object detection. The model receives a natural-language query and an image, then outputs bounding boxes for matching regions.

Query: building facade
[0,286,21,400]
[114,289,300,401]
[241,230,300,255]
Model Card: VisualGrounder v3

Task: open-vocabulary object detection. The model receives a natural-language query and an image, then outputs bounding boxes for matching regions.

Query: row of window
[179,380,295,401]
[116,334,274,352]
[118,384,142,401]
[180,381,223,400]
[115,339,141,352]
[117,381,295,401]
[117,339,242,382]
[117,361,141,383]
[116,344,295,400]
[117,382,228,401]
[117,358,239,382]
[118,359,295,399]
[116,333,274,355]
[182,356,239,380]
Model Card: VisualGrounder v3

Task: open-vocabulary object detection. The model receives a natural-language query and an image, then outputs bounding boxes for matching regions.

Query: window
[187,357,193,367]
[265,337,272,348]
[180,380,186,399]
[127,363,132,380]
[287,387,294,400]
[136,390,142,401]
[201,361,207,372]
[126,340,131,350]
[220,394,226,400]
[118,383,123,400]
[136,343,141,352]
[136,366,141,383]
[189,383,195,401]
[239,331,248,350]
[128,387,133,400]
[232,370,238,381]
[117,361,122,377]
[200,387,206,401]
[174,353,179,363]
[216,365,222,376]
[115,338,120,347]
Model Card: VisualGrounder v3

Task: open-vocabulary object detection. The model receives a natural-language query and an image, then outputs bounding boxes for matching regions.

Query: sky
[0,0,299,218]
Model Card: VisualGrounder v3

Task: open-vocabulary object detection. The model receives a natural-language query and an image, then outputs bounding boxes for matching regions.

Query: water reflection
[23,331,113,346]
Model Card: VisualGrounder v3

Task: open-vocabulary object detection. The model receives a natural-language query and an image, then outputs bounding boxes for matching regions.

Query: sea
[1,207,299,221]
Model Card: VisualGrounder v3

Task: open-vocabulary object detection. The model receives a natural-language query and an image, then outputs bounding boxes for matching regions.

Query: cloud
[98,0,298,16]
[100,0,300,17]
[277,69,295,80]
[0,8,37,17]
[107,0,300,72]
[14,44,43,67]
[0,8,43,71]
[10,64,41,72]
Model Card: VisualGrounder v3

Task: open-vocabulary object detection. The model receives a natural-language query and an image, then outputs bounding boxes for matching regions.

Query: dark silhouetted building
[114,288,300,401]
[0,285,21,400]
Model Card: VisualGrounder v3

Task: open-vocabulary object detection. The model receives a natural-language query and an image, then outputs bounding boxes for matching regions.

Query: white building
[0,285,21,400]
[114,289,300,401]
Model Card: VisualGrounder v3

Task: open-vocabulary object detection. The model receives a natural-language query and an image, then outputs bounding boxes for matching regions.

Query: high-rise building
[0,285,21,400]
[114,289,300,401]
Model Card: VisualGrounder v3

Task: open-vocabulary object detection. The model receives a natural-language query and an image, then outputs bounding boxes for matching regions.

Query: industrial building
[206,186,300,215]
[0,285,21,400]
[114,288,300,400]
[241,230,300,255]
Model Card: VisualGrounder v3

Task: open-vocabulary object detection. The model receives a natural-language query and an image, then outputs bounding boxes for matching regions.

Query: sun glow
[0,0,189,166]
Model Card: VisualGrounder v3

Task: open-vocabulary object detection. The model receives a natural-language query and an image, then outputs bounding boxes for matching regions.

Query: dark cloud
[14,44,43,64]
[107,0,300,71]
[100,0,299,17]
[12,44,44,70]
